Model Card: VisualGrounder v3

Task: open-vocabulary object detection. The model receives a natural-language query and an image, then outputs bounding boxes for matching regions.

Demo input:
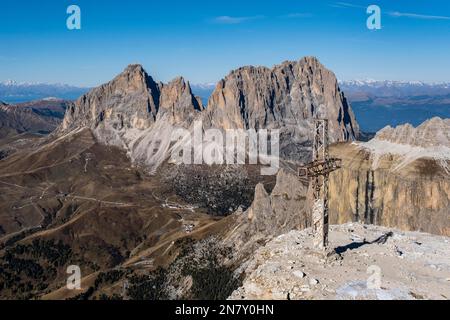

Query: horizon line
[2,78,450,88]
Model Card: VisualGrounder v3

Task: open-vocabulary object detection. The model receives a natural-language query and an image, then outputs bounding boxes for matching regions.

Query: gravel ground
[230,223,450,300]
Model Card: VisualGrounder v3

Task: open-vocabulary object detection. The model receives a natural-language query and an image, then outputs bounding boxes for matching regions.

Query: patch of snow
[336,281,412,300]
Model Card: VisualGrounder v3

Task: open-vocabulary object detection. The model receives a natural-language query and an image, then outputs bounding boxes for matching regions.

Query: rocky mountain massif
[0,56,358,299]
[203,57,359,159]
[59,64,204,172]
[59,57,359,171]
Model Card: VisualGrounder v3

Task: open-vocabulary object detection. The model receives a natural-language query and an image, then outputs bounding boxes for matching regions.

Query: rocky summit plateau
[230,223,450,300]
[0,56,448,300]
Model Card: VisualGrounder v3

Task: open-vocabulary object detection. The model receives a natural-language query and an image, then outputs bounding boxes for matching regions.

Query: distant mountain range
[0,81,89,104]
[190,83,216,104]
[339,80,450,101]
[337,80,450,132]
[4,79,450,103]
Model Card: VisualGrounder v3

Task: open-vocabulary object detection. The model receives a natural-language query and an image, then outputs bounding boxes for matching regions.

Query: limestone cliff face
[204,57,359,159]
[328,119,450,236]
[328,143,450,236]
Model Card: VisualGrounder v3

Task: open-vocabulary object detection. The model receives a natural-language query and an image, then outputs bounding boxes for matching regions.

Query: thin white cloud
[388,11,450,20]
[331,2,365,9]
[212,15,264,24]
[332,2,450,21]
[279,13,312,19]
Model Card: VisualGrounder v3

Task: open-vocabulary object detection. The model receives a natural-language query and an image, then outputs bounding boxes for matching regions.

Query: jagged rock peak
[124,63,146,73]
[58,64,202,133]
[205,56,359,142]
[120,63,146,78]
[103,63,159,95]
[374,117,450,148]
[158,76,203,123]
[221,169,309,258]
[118,64,158,89]
[161,76,199,108]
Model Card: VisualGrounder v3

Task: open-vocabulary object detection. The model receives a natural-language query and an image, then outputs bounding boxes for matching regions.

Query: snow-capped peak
[0,80,86,88]
[339,79,450,88]
[2,80,18,86]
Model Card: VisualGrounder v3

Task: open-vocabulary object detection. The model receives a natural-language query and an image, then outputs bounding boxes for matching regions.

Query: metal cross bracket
[298,119,342,250]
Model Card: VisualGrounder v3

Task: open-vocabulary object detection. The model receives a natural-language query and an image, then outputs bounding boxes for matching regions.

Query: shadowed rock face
[222,169,309,255]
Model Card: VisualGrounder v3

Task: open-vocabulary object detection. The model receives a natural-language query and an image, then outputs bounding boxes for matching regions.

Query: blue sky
[1,0,449,86]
